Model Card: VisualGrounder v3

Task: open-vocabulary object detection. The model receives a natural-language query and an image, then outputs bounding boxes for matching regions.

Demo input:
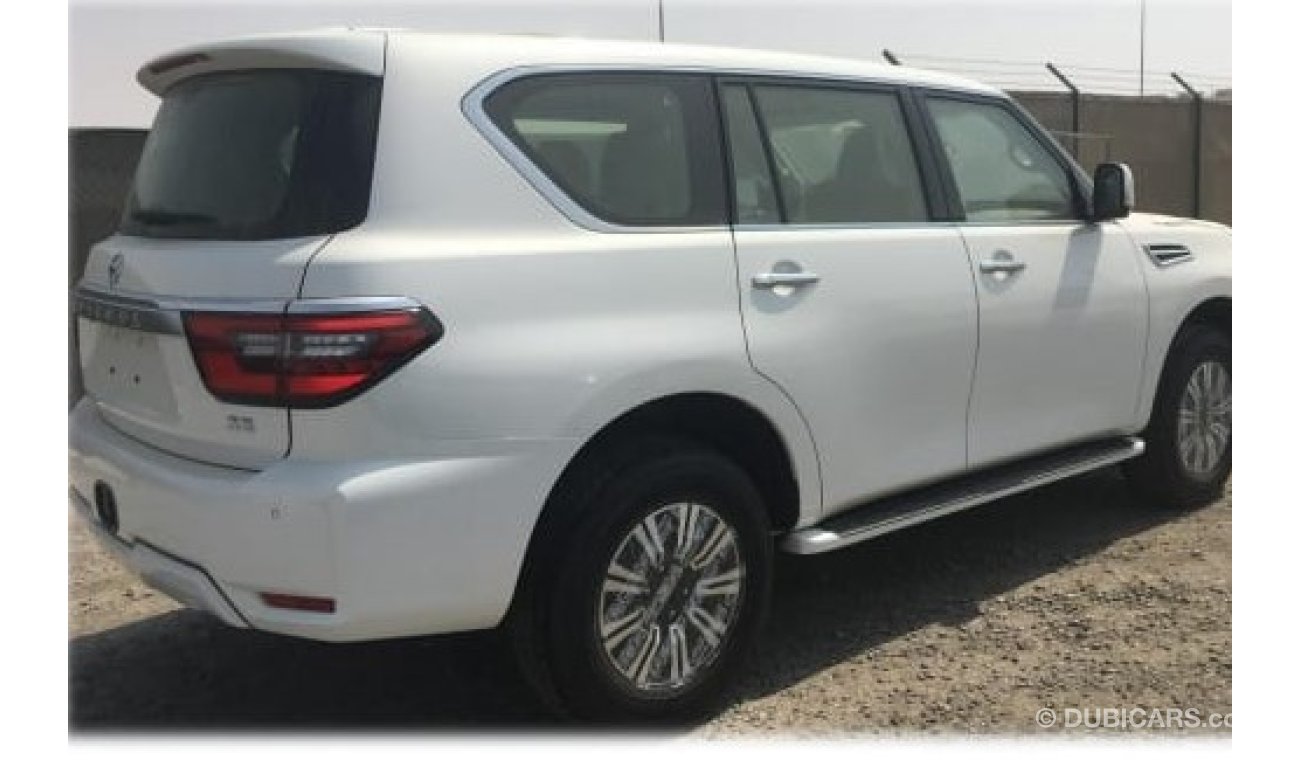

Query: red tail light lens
[183,307,442,408]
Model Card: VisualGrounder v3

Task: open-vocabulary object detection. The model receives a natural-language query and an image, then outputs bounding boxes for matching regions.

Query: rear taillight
[182,307,442,408]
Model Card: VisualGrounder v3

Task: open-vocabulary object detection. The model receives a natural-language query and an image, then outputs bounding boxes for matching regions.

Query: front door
[922,94,1148,468]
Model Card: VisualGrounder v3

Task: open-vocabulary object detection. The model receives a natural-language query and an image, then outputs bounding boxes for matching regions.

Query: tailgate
[74,41,385,470]
[76,236,328,469]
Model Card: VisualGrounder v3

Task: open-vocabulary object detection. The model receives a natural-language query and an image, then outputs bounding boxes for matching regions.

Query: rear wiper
[130,208,217,226]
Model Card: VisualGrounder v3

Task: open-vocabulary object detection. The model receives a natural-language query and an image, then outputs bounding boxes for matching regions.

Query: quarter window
[926,97,1078,222]
[736,84,930,224]
[484,74,725,227]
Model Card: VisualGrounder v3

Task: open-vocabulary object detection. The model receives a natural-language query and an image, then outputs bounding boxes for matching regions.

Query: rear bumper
[70,488,248,628]
[68,398,575,642]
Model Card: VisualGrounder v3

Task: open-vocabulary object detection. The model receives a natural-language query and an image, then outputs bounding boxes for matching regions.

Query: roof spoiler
[136,29,387,95]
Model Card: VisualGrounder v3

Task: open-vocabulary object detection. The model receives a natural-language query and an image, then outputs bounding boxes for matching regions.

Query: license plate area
[79,319,180,422]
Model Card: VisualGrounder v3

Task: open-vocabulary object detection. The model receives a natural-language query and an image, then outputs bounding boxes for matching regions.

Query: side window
[743,84,930,224]
[926,98,1078,222]
[484,74,725,227]
[721,85,781,224]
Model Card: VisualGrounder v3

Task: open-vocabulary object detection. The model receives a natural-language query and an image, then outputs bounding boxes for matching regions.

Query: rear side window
[121,70,381,240]
[721,85,781,224]
[926,97,1078,222]
[484,74,726,227]
[740,84,930,224]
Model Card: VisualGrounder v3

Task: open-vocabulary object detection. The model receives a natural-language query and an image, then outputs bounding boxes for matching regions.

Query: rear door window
[738,84,931,224]
[484,73,726,227]
[720,85,782,224]
[121,70,381,240]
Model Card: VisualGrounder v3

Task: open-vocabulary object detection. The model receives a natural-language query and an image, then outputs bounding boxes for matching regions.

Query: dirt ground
[69,468,1231,735]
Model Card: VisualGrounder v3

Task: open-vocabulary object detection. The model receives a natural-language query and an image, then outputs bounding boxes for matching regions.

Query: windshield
[121,69,381,240]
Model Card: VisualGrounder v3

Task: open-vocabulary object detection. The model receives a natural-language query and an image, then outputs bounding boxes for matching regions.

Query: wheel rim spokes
[596,502,745,693]
[1176,360,1230,477]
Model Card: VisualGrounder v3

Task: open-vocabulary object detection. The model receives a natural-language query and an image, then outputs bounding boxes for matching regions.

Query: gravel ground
[69,468,1231,735]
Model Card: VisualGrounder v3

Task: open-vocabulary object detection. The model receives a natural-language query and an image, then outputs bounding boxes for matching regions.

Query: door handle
[978,259,1027,275]
[752,271,821,289]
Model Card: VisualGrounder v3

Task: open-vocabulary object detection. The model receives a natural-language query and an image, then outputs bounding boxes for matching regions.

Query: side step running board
[782,436,1145,555]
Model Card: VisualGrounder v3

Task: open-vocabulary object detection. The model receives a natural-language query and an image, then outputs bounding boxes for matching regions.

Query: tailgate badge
[108,253,125,290]
[226,414,256,433]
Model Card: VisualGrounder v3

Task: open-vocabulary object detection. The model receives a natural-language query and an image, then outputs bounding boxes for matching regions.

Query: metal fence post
[1171,72,1204,219]
[1045,63,1081,159]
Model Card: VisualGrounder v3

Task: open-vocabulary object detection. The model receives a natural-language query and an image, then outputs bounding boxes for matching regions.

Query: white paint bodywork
[69,31,1230,642]
[732,227,977,515]
[960,222,1149,468]
[78,236,329,468]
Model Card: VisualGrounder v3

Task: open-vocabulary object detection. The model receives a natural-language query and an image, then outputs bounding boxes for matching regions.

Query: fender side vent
[1145,243,1194,268]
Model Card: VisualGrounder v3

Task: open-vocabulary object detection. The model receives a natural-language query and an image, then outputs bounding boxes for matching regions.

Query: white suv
[70,30,1231,720]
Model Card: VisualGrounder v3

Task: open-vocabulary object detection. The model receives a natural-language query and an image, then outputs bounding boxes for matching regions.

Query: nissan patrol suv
[69,30,1231,720]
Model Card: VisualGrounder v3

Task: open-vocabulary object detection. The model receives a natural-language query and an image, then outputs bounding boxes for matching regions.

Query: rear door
[76,61,383,469]
[920,93,1147,467]
[723,79,978,516]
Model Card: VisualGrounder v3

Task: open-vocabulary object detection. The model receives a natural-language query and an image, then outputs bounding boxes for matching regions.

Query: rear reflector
[183,307,442,408]
[260,592,337,614]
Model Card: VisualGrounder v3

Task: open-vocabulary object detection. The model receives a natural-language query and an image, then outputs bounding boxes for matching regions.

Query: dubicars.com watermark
[1035,706,1231,731]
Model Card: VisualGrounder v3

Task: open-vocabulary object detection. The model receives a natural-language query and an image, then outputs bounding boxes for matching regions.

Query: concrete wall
[70,129,147,287]
[69,130,146,405]
[1012,92,1231,225]
[1200,100,1232,226]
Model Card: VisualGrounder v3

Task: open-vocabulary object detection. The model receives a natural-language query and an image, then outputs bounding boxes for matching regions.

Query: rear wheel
[510,439,771,722]
[1124,324,1231,508]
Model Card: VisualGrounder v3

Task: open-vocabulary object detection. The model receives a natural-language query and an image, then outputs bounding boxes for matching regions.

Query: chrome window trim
[732,221,959,233]
[285,296,425,314]
[73,284,423,336]
[732,219,1090,233]
[461,64,998,234]
[953,219,1090,229]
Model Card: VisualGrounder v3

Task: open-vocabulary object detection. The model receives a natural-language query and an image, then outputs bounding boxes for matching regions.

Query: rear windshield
[120,70,381,240]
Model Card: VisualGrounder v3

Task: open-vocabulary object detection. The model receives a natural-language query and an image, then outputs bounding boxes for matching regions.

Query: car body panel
[294,227,826,526]
[959,221,1150,468]
[731,226,977,516]
[77,235,331,468]
[1118,213,1232,426]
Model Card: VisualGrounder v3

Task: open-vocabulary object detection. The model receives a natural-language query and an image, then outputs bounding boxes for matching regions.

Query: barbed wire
[892,51,1230,96]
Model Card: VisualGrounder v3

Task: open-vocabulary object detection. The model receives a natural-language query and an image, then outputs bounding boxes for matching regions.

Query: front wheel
[1124,324,1231,508]
[513,439,772,722]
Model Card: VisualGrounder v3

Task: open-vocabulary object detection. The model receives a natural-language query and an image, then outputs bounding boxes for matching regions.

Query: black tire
[1124,323,1231,509]
[508,437,771,723]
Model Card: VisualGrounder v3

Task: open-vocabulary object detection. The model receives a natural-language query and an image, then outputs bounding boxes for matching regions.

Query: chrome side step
[782,436,1145,555]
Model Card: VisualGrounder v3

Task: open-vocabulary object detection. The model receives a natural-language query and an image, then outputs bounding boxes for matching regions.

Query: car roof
[138,29,1005,99]
[388,30,1003,96]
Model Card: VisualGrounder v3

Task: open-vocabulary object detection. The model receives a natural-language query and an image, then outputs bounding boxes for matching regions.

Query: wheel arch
[1180,296,1231,337]
[542,391,802,539]
[1137,295,1231,429]
[503,390,807,707]
[506,391,803,614]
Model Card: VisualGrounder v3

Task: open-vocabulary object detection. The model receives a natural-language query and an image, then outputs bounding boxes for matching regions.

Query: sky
[69,0,1232,128]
